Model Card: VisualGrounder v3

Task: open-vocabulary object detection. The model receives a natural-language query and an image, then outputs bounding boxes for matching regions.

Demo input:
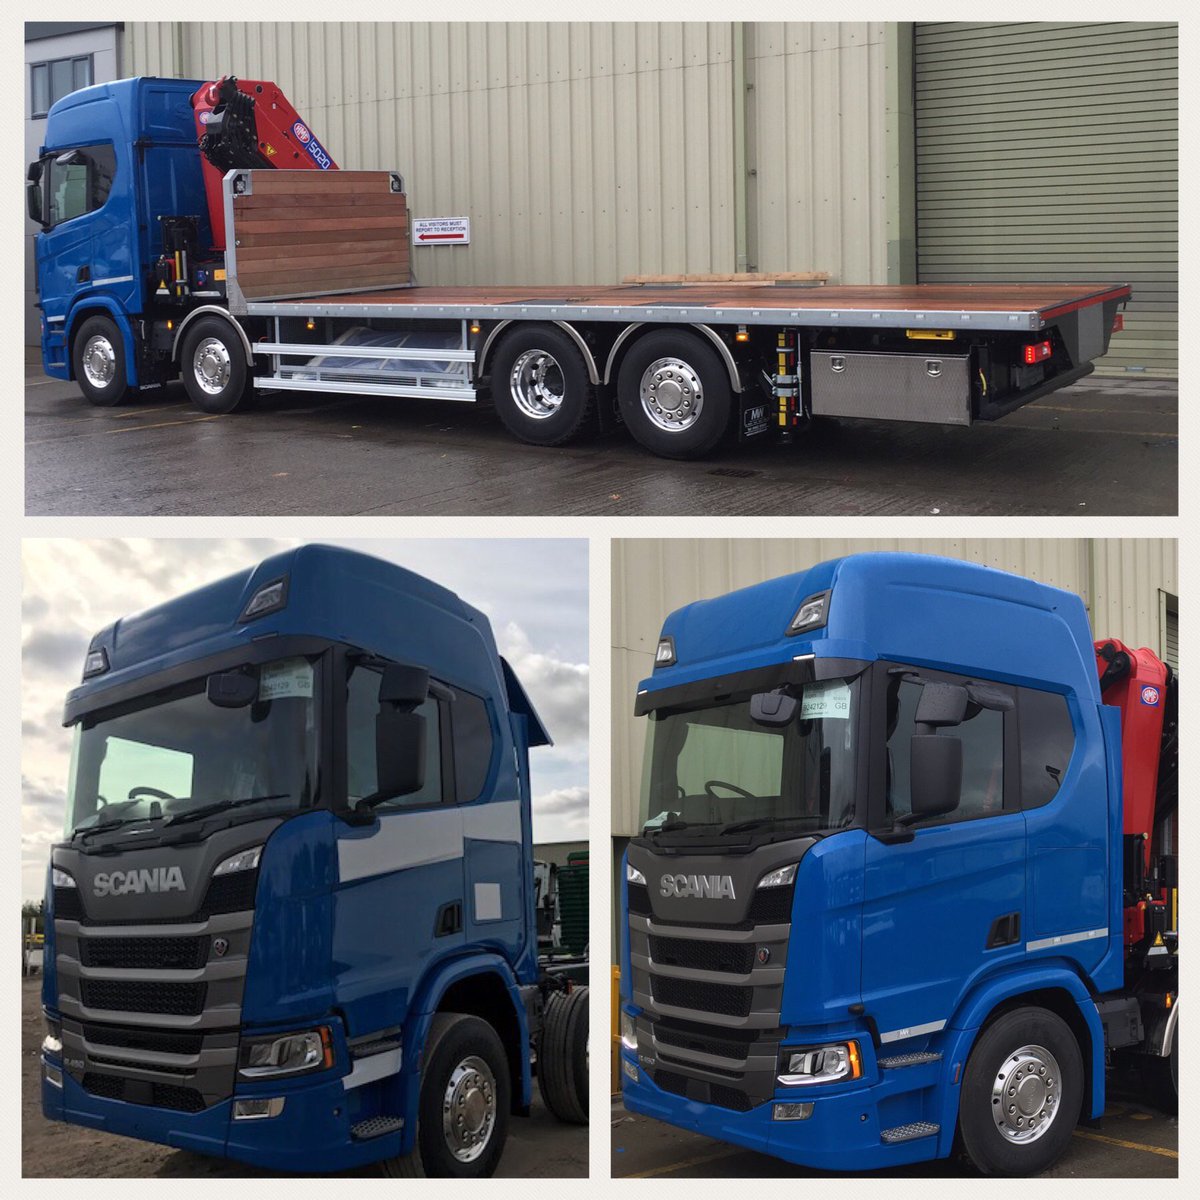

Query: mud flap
[738,393,771,443]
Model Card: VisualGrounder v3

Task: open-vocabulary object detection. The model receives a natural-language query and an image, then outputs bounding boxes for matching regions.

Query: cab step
[878,1051,943,1069]
[351,1115,405,1140]
[880,1121,940,1144]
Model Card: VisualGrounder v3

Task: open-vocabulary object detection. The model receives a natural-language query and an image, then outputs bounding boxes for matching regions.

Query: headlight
[777,1040,862,1086]
[626,863,647,886]
[214,846,262,876]
[239,1027,333,1078]
[757,863,797,889]
[51,867,76,889]
[621,1011,637,1051]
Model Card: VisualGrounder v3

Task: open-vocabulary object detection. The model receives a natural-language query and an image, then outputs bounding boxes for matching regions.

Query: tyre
[489,325,593,446]
[380,1013,510,1179]
[616,330,732,459]
[179,316,253,413]
[537,985,588,1124]
[72,315,133,406]
[958,1006,1083,1176]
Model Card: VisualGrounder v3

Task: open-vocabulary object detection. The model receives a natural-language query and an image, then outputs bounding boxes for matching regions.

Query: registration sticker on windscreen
[801,680,851,720]
[259,657,314,700]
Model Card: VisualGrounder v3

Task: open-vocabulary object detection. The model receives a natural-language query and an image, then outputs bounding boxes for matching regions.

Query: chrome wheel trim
[81,334,117,389]
[193,337,232,396]
[441,1054,497,1164]
[509,348,565,419]
[639,357,703,432]
[992,1043,1061,1144]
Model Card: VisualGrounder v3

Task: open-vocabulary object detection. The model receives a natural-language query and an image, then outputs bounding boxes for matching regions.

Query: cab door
[860,665,1025,1043]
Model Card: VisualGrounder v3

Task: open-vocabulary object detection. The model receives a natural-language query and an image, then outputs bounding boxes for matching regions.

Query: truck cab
[619,552,1170,1175]
[40,544,574,1176]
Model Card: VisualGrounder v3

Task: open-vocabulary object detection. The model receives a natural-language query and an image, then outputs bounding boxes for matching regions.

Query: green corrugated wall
[914,22,1177,374]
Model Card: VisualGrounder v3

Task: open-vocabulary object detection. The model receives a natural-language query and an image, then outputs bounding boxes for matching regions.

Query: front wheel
[72,315,133,407]
[958,1006,1083,1176]
[616,330,732,459]
[488,326,593,446]
[380,1013,511,1179]
[179,316,253,413]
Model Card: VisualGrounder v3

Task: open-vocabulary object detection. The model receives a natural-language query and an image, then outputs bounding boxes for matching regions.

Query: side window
[886,675,1006,823]
[46,144,115,228]
[1018,687,1075,809]
[346,667,443,810]
[454,690,495,803]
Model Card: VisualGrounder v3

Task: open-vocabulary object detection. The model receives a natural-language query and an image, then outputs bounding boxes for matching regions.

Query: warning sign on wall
[412,217,471,245]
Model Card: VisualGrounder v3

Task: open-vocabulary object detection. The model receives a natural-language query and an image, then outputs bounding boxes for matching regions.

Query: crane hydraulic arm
[190,75,338,249]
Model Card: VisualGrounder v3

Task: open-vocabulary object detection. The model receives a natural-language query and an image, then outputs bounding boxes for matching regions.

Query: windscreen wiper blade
[72,817,143,841]
[163,793,290,827]
[720,815,817,835]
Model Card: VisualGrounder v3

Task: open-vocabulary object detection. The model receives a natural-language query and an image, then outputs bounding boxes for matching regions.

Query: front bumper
[41,1050,403,1172]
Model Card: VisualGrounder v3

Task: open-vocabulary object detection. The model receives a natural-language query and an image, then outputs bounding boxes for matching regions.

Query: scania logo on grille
[92,867,186,897]
[211,937,230,958]
[659,873,736,900]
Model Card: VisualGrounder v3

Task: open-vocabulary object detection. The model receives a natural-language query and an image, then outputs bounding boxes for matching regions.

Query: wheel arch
[602,322,743,393]
[65,298,140,388]
[933,965,1104,1158]
[171,306,254,367]
[401,952,532,1151]
[478,320,600,385]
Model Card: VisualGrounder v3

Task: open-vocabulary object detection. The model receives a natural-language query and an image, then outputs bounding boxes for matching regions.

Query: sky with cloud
[21,538,589,902]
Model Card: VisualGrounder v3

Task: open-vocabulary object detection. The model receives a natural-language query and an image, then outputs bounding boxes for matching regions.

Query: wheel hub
[441,1055,496,1163]
[510,349,565,419]
[193,337,231,395]
[639,357,703,431]
[82,335,116,388]
[992,1044,1060,1143]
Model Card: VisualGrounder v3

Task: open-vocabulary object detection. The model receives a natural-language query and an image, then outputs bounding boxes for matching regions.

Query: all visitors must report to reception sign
[412,217,471,245]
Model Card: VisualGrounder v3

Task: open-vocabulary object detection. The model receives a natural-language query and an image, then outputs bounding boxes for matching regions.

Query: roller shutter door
[914,23,1177,374]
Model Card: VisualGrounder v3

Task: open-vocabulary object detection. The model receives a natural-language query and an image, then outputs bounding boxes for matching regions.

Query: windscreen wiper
[720,815,817,835]
[72,817,146,842]
[163,793,291,827]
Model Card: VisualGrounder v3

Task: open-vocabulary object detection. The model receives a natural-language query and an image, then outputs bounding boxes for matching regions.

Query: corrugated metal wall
[611,539,1178,837]
[914,22,1178,374]
[123,21,890,286]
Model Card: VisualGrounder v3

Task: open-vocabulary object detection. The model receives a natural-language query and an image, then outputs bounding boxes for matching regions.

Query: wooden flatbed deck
[242,281,1131,332]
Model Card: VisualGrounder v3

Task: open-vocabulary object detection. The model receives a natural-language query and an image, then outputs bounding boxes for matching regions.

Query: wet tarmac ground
[25,364,1176,517]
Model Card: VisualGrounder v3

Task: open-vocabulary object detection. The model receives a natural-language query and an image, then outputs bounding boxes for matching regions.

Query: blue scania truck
[27,75,1129,460]
[40,544,589,1176]
[619,552,1177,1176]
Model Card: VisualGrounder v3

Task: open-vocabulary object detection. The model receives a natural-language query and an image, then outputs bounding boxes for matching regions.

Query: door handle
[76,266,90,283]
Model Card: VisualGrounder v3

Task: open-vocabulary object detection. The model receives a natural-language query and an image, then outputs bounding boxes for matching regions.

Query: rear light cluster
[1113,312,1125,333]
[1023,340,1053,365]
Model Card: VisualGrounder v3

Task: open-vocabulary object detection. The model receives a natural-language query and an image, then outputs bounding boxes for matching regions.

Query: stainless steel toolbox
[809,350,972,426]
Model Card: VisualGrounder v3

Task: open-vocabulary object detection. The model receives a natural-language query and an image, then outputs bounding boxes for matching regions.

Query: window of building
[30,55,93,118]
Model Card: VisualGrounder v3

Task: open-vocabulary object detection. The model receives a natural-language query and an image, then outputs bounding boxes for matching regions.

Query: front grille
[709,1083,754,1112]
[652,975,751,1018]
[83,1024,204,1055]
[72,870,260,927]
[90,1053,193,1076]
[80,935,209,971]
[649,935,754,975]
[747,886,794,924]
[82,1072,207,1113]
[54,887,83,921]
[81,979,207,1017]
[654,1020,756,1061]
[627,883,651,917]
[652,1068,754,1112]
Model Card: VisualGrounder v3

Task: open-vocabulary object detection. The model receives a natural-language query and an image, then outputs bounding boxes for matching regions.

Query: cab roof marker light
[214,846,262,876]
[240,576,289,622]
[787,590,831,637]
[82,648,109,679]
[654,636,676,668]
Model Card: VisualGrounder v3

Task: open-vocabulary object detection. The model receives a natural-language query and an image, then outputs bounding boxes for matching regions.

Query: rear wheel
[489,326,593,446]
[537,986,589,1124]
[72,315,132,406]
[958,1006,1082,1176]
[616,330,732,459]
[380,1013,510,1179]
[179,316,253,413]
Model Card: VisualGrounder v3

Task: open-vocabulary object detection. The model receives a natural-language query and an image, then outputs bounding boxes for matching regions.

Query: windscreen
[638,676,861,839]
[64,655,319,842]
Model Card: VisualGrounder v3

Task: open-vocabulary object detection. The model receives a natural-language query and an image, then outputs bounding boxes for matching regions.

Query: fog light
[233,1097,285,1119]
[44,1064,63,1088]
[621,1012,637,1051]
[622,1058,639,1084]
[773,1102,813,1121]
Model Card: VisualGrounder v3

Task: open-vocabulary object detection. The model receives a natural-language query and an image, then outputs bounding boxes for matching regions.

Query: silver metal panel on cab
[810,350,971,426]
